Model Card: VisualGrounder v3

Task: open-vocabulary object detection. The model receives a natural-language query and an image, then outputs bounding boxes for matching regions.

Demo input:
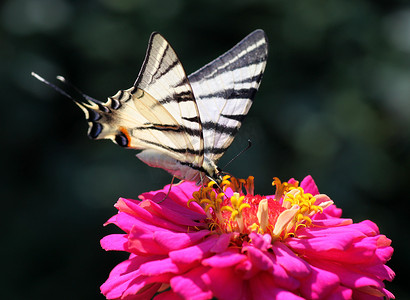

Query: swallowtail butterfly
[33,30,268,184]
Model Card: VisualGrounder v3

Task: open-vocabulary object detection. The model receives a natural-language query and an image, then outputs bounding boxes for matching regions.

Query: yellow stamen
[221,192,251,233]
[272,177,299,200]
[249,223,259,233]
[282,187,321,229]
[221,175,231,188]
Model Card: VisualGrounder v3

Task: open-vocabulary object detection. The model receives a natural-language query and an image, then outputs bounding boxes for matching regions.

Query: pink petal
[121,282,162,300]
[113,208,183,233]
[244,245,274,271]
[153,290,183,300]
[299,264,339,299]
[127,226,169,255]
[249,232,271,251]
[359,264,395,282]
[140,181,204,215]
[153,230,211,251]
[210,233,232,253]
[307,258,388,296]
[314,204,343,219]
[245,244,300,290]
[101,256,147,298]
[169,235,220,264]
[264,251,301,290]
[311,218,353,227]
[171,266,213,300]
[271,242,311,278]
[138,257,181,275]
[287,227,362,253]
[100,234,129,251]
[132,200,198,231]
[300,175,319,195]
[250,272,304,300]
[203,266,245,300]
[235,258,258,279]
[325,286,353,300]
[202,249,247,268]
[139,198,206,227]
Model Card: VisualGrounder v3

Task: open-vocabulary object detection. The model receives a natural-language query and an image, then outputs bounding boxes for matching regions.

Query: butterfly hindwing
[188,29,268,163]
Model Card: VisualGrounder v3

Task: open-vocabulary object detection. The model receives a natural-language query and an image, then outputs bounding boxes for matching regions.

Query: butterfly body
[34,30,268,184]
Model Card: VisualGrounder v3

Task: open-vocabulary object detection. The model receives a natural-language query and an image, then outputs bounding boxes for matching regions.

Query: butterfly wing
[188,29,268,163]
[75,33,204,175]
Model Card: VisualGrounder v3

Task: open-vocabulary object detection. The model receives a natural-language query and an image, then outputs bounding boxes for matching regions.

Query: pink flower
[100,176,395,299]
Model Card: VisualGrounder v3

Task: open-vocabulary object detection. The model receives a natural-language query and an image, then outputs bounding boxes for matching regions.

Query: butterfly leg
[157,176,176,204]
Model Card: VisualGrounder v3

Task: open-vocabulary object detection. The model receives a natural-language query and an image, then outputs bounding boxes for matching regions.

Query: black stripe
[175,90,194,100]
[182,116,201,123]
[173,76,190,88]
[157,90,195,105]
[223,44,268,72]
[134,123,201,137]
[196,88,257,100]
[134,32,160,88]
[179,161,206,173]
[220,113,246,122]
[138,138,204,156]
[204,146,228,155]
[156,58,179,80]
[189,43,267,83]
[235,74,264,85]
[152,44,170,79]
[202,121,239,136]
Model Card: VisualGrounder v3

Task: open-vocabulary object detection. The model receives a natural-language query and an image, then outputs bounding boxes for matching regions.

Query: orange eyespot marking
[119,126,132,147]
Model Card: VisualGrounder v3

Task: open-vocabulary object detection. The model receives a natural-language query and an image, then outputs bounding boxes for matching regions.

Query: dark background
[2,0,408,299]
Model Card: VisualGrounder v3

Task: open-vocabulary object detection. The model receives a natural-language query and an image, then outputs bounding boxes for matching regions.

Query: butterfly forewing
[133,33,204,166]
[188,29,268,163]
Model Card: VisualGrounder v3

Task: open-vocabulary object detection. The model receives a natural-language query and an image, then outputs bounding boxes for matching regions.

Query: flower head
[101,175,395,299]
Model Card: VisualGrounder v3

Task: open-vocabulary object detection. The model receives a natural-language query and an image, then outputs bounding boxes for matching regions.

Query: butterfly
[32,30,268,185]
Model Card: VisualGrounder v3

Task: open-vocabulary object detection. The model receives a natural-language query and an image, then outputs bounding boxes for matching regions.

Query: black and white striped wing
[188,29,268,163]
[75,32,204,173]
[131,33,204,167]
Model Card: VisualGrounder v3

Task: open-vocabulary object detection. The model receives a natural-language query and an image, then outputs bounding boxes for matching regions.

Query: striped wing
[188,29,268,163]
[75,32,204,172]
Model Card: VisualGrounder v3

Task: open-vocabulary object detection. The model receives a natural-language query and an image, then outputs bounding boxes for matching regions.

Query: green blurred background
[2,0,408,299]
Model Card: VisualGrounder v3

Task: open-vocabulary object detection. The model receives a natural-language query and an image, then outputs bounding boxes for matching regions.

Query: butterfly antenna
[222,139,252,170]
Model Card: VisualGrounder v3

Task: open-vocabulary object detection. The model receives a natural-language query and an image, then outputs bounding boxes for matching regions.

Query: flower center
[188,176,333,242]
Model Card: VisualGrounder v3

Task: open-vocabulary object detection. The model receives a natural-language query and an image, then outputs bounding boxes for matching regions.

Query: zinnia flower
[100,175,395,299]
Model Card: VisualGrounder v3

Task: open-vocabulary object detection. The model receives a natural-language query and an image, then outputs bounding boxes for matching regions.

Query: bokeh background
[2,0,408,299]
